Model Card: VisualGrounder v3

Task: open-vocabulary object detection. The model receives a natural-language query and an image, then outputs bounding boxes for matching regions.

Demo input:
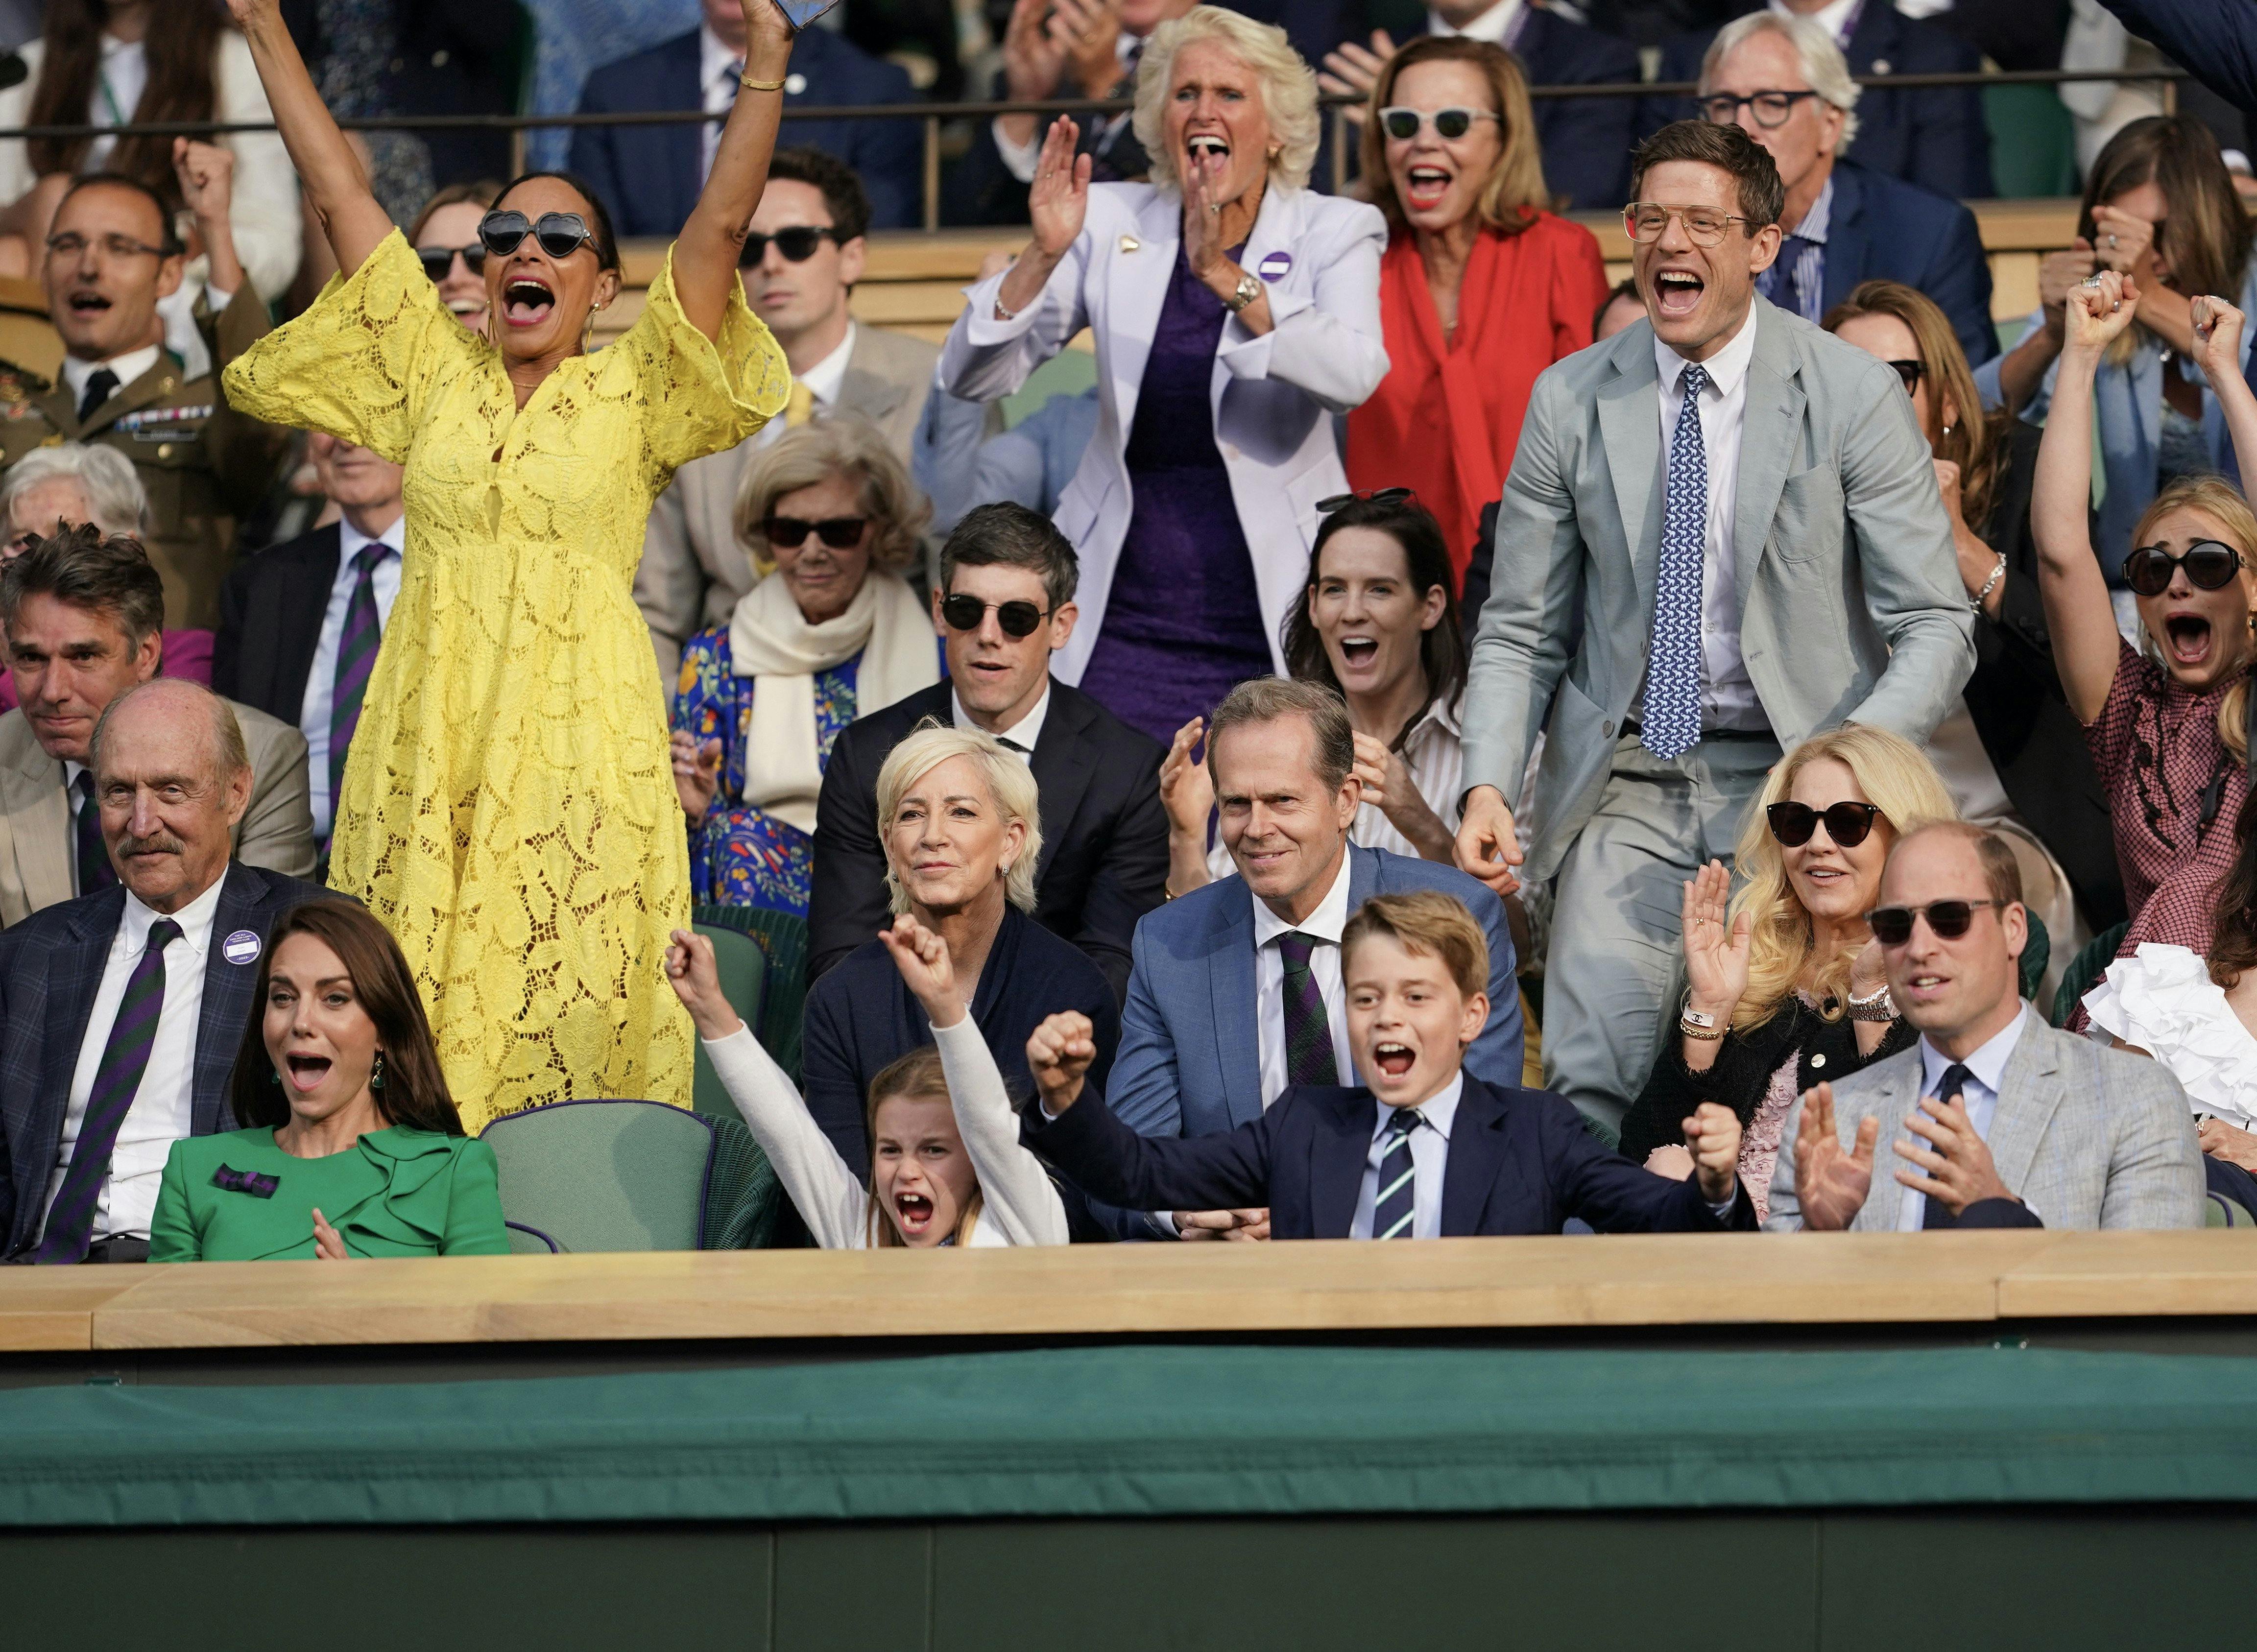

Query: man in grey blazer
[1771,822,2204,1232]
[1455,120,1973,1135]
[0,527,313,930]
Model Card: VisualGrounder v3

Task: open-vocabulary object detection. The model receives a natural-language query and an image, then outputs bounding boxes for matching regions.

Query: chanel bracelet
[1680,1001,1726,1042]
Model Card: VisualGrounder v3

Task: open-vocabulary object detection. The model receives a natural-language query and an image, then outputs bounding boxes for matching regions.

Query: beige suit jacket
[0,699,317,929]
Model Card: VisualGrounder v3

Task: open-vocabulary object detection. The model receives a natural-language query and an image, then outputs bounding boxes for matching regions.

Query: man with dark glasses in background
[1769,821,2203,1233]
[809,502,1167,1002]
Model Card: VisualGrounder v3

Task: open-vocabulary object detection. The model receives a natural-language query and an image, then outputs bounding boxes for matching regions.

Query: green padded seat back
[2019,912,2050,1006]
[1985,86,2079,199]
[700,1113,788,1249]
[694,905,809,1084]
[480,1100,716,1253]
[690,923,767,1125]
[2052,919,2131,1028]
[2206,1192,2257,1228]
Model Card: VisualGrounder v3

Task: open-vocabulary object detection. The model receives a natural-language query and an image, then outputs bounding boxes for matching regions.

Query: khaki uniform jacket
[0,286,285,630]
[0,700,316,929]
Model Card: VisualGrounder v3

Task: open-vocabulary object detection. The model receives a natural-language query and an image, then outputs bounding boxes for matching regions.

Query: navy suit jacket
[569,27,921,235]
[211,522,340,726]
[1108,843,1523,1142]
[1030,1072,1756,1237]
[1820,159,1996,367]
[1518,7,1644,212]
[0,862,340,1256]
[1643,1,1994,202]
[2099,0,2257,110]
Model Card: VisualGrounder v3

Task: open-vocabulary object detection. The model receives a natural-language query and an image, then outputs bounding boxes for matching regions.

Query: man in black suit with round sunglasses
[809,503,1169,1001]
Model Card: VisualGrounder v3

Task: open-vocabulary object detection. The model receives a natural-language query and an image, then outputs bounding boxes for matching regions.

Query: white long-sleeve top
[702,1017,1069,1248]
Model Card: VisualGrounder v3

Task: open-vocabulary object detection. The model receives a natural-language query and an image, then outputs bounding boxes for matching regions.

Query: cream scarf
[726,570,938,835]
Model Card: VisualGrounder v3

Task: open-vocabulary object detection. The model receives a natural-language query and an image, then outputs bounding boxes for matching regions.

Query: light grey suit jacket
[633,324,960,686]
[0,698,316,929]
[1764,1011,2207,1232]
[1463,299,1975,881]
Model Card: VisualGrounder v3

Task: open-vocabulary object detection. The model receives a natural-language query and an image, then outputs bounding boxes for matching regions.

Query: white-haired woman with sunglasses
[671,416,940,918]
[213,0,800,1130]
[1619,725,1957,1221]
[937,5,1388,745]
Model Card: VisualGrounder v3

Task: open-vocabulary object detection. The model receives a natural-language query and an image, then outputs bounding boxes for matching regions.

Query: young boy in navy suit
[1026,892,1755,1238]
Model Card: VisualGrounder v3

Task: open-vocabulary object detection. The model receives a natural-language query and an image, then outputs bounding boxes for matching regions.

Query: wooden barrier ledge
[2,1228,2253,1357]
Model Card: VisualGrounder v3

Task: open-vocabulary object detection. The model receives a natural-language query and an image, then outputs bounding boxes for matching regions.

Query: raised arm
[2191,296,2257,486]
[673,0,798,341]
[225,0,394,278]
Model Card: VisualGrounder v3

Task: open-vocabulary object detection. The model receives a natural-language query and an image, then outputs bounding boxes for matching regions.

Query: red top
[1346,214,1609,588]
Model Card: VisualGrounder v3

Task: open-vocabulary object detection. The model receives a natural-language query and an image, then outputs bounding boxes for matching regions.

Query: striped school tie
[35,917,182,1263]
[73,769,114,895]
[1371,1108,1423,1240]
[1643,362,1709,761]
[328,542,391,819]
[1277,931,1339,1087]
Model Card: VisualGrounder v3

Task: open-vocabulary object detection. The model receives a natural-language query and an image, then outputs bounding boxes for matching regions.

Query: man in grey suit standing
[1772,822,2204,1232]
[1454,120,1973,1136]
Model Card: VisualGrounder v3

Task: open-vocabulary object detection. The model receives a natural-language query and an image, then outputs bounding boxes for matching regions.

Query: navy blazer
[0,862,340,1256]
[1643,2,1994,202]
[569,26,922,235]
[2097,0,2256,110]
[1030,1072,1757,1238]
[1517,7,1644,212]
[211,522,340,727]
[1818,159,1996,367]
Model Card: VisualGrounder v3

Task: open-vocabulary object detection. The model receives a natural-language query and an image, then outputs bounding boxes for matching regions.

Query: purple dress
[1079,244,1273,743]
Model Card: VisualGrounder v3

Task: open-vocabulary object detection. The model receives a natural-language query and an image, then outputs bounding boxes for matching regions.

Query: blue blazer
[1108,843,1523,1141]
[569,26,922,235]
[1820,159,1997,368]
[1643,2,1994,203]
[2096,0,2257,110]
[1029,1072,1756,1238]
[914,386,1101,534]
[0,862,340,1256]
[1517,7,1643,213]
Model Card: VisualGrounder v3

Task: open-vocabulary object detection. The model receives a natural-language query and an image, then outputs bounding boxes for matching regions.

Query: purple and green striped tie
[1371,1107,1423,1240]
[73,770,114,896]
[35,917,181,1263]
[1277,931,1339,1088]
[328,543,391,817]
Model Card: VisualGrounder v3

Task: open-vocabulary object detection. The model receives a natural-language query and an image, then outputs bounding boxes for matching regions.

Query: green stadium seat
[1985,86,2080,199]
[694,905,809,1085]
[690,922,767,1125]
[480,1099,783,1252]
[2052,920,2130,1028]
[2020,911,2050,1005]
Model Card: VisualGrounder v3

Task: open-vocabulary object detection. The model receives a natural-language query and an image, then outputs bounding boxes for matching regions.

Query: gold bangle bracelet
[741,74,787,92]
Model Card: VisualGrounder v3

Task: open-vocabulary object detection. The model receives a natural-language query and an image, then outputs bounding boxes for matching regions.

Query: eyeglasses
[1376,106,1501,143]
[478,209,597,262]
[762,515,866,550]
[1884,359,1925,394]
[1696,90,1823,129]
[44,230,170,262]
[1316,486,1416,513]
[1866,899,2006,947]
[738,226,839,267]
[940,594,1051,637]
[1766,800,1883,849]
[417,242,486,281]
[1622,202,1753,247]
[2123,538,2245,597]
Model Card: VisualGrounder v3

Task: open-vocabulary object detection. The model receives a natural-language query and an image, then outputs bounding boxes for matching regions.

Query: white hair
[874,720,1044,916]
[1133,5,1321,192]
[0,442,150,536]
[1703,9,1861,151]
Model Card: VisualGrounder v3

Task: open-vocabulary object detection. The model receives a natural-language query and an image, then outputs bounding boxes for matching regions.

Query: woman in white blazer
[937,4,1388,743]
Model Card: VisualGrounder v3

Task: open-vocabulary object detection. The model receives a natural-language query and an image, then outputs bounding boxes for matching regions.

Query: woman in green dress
[151,901,508,1261]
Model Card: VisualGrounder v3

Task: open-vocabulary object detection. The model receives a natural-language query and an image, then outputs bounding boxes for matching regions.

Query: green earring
[370,1051,386,1092]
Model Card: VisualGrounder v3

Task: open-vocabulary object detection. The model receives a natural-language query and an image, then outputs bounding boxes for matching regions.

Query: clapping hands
[1792,1082,1876,1230]
[1680,860,1750,1024]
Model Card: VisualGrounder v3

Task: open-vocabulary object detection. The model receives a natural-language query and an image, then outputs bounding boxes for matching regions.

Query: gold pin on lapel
[1119,235,1142,255]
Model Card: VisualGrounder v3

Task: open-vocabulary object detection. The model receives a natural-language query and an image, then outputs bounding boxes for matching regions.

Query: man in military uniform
[0,144,284,631]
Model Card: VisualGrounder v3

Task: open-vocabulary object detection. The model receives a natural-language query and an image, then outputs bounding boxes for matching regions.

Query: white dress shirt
[85,33,147,173]
[753,322,857,451]
[1773,0,1862,46]
[60,343,161,415]
[39,874,227,1245]
[1354,696,1464,860]
[1898,1006,2031,1231]
[1653,303,1767,732]
[953,681,1050,759]
[1349,1074,1460,1239]
[1428,0,1528,45]
[1250,849,1359,1106]
[300,513,406,836]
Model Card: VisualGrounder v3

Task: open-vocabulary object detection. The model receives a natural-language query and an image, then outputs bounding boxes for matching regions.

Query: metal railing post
[923,115,941,232]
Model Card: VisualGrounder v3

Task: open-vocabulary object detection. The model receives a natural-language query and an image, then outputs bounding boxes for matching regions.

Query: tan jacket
[0,699,317,929]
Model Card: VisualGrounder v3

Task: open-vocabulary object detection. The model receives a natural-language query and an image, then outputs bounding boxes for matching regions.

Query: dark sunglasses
[762,515,866,550]
[940,594,1051,637]
[739,225,839,267]
[1316,486,1416,513]
[1866,899,2005,947]
[2123,538,2245,597]
[416,242,486,281]
[1884,358,1924,394]
[478,209,597,262]
[1376,106,1500,143]
[1766,800,1883,849]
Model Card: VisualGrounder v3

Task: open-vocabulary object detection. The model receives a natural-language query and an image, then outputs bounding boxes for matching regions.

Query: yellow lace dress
[222,230,789,1128]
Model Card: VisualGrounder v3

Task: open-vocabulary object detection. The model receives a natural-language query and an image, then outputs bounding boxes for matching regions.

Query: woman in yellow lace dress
[218,0,796,1126]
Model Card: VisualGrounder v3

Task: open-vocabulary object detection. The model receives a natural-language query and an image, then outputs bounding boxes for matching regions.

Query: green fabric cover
[3,1344,2255,1528]
[690,923,767,1125]
[479,1101,714,1253]
[698,1113,785,1250]
[2053,919,2130,1027]
[695,905,808,1084]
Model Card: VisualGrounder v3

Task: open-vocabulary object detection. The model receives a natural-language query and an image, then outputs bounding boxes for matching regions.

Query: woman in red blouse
[1345,36,1608,589]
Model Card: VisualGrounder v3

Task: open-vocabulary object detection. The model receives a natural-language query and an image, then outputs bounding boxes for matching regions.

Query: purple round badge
[221,929,262,967]
[1257,250,1293,283]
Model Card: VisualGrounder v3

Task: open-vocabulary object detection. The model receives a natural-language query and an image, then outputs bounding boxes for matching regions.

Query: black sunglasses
[478,209,597,262]
[739,225,840,267]
[1767,800,1883,849]
[2123,538,2244,597]
[417,242,486,282]
[1866,899,2005,947]
[1316,486,1416,513]
[941,594,1051,637]
[1884,358,1924,394]
[763,515,866,550]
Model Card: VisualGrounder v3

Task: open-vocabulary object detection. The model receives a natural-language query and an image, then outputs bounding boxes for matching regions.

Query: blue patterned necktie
[1920,1062,1975,1230]
[1644,361,1710,761]
[1277,931,1339,1087]
[73,770,114,896]
[1370,1108,1423,1239]
[35,917,182,1263]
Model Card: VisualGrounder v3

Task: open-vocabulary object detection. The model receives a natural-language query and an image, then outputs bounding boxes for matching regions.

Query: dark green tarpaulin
[4,1343,2254,1527]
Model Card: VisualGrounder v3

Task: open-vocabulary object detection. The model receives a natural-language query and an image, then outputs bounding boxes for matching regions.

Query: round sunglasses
[417,242,486,281]
[1377,106,1500,143]
[940,594,1051,638]
[738,226,839,267]
[2123,538,2244,597]
[1866,899,2005,948]
[478,210,597,262]
[763,515,866,550]
[1766,800,1883,849]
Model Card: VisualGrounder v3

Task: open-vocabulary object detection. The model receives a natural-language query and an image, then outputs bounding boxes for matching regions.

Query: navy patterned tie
[1644,361,1709,761]
[1920,1062,1975,1230]
[73,770,114,895]
[328,543,390,822]
[35,917,182,1262]
[1371,1108,1423,1239]
[1278,931,1339,1088]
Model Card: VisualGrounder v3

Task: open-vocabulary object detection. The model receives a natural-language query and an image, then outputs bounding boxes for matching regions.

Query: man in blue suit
[570,0,923,234]
[1643,0,1993,203]
[1105,677,1522,1240]
[1025,888,1755,1238]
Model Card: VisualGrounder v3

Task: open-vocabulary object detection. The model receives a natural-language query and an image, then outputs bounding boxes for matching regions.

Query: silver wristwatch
[1224,269,1262,313]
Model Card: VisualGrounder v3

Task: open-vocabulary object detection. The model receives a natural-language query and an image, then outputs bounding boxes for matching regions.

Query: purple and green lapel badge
[221,930,262,967]
[212,1164,281,1199]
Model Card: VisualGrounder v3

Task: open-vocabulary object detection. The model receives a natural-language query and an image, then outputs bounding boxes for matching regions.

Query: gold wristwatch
[1224,269,1261,313]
